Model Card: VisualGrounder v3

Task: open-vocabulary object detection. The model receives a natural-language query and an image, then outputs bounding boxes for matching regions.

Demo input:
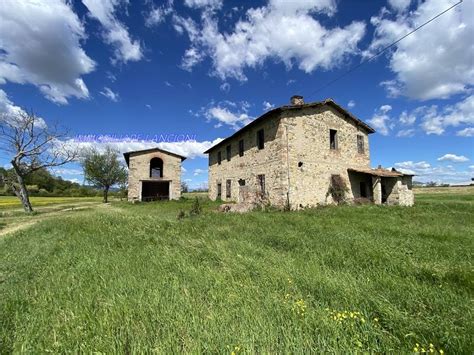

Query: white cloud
[420,95,474,135]
[366,0,474,100]
[347,100,355,108]
[51,168,83,176]
[287,79,296,85]
[164,81,173,87]
[388,0,411,13]
[193,168,208,176]
[184,0,222,10]
[457,127,474,137]
[0,89,47,128]
[64,137,223,160]
[82,0,143,64]
[0,0,95,104]
[368,104,393,135]
[220,82,230,92]
[204,101,253,129]
[176,0,365,81]
[145,0,173,27]
[100,87,119,102]
[145,104,152,109]
[263,101,275,110]
[396,128,415,137]
[437,154,469,163]
[394,160,472,184]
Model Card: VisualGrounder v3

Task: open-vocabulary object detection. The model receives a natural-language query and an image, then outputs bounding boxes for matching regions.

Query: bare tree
[0,111,76,213]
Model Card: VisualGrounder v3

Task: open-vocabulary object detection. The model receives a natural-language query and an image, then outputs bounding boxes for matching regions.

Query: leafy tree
[81,146,127,203]
[181,181,189,193]
[0,111,76,212]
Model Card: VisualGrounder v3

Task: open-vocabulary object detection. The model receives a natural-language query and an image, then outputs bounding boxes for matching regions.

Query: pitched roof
[348,167,414,177]
[204,98,375,154]
[123,147,186,166]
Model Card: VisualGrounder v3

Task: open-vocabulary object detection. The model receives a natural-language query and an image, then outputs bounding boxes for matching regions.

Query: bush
[327,175,348,204]
[177,210,186,220]
[190,197,202,216]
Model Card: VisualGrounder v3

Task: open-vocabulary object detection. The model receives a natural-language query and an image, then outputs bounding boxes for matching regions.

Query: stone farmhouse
[124,148,185,201]
[205,96,414,208]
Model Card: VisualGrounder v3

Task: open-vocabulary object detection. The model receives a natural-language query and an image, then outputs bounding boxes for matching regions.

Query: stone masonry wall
[128,151,182,201]
[284,106,371,208]
[208,113,288,206]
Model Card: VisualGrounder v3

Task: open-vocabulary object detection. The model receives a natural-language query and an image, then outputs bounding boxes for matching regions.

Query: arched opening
[150,158,163,178]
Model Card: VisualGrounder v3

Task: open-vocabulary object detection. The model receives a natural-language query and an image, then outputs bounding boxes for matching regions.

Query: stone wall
[208,113,288,206]
[127,151,182,201]
[283,106,371,208]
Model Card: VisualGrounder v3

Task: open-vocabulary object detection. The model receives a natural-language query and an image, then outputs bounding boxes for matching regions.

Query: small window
[217,183,222,198]
[226,145,231,161]
[238,139,244,157]
[357,134,364,154]
[226,179,231,198]
[238,179,245,186]
[257,129,265,150]
[330,129,338,150]
[257,174,265,195]
[217,151,222,165]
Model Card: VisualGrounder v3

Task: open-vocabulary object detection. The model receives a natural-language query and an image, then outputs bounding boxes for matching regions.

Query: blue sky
[0,0,472,188]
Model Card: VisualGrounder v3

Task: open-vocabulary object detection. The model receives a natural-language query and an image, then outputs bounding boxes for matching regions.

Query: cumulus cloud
[388,0,411,13]
[394,160,472,184]
[100,87,120,102]
[263,101,275,111]
[347,100,355,108]
[368,104,393,135]
[0,89,47,128]
[457,127,474,137]
[82,0,142,63]
[0,0,95,104]
[437,154,469,163]
[420,95,474,135]
[366,0,473,100]
[175,0,366,81]
[194,100,253,129]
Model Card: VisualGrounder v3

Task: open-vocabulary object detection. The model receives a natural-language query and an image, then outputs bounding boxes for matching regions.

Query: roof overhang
[348,167,415,178]
[123,147,186,167]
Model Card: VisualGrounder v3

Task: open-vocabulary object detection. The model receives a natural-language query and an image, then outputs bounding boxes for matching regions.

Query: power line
[304,0,463,100]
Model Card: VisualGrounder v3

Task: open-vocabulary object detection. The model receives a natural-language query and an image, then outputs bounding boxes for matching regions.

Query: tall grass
[0,194,472,353]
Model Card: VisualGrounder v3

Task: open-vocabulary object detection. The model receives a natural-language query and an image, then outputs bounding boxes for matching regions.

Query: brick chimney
[290,95,304,105]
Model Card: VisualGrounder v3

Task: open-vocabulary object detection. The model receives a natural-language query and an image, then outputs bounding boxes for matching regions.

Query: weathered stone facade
[124,148,184,201]
[206,97,414,208]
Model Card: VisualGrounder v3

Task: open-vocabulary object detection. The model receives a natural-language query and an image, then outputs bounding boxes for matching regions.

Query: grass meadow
[0,191,473,353]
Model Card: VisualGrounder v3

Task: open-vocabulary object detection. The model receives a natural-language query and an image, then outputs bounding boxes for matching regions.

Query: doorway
[141,181,170,201]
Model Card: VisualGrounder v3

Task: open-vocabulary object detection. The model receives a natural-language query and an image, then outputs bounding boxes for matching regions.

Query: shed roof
[123,147,186,167]
[348,167,414,177]
[204,98,375,154]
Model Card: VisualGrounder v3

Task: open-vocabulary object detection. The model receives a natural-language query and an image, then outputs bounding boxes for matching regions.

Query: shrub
[177,210,186,220]
[190,197,202,216]
[327,175,348,204]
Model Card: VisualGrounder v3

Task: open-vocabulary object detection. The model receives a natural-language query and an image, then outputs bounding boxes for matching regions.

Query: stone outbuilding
[204,96,414,208]
[124,147,185,201]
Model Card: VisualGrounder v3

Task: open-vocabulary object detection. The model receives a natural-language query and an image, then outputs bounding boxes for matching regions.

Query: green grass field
[0,192,473,353]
